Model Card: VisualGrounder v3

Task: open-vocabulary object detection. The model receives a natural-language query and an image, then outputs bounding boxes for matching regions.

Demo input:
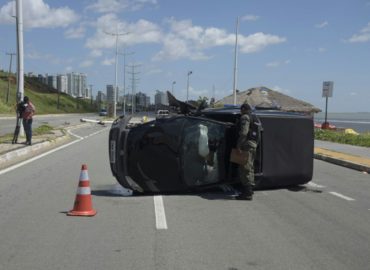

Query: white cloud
[0,0,79,28]
[65,66,73,72]
[80,60,94,68]
[154,19,286,60]
[102,58,115,66]
[85,14,163,50]
[65,26,86,39]
[350,92,358,96]
[241,15,259,21]
[318,47,327,53]
[347,22,370,43]
[86,16,286,62]
[315,21,328,28]
[266,61,280,68]
[26,50,62,65]
[86,0,157,13]
[90,50,103,58]
[238,32,286,53]
[266,60,290,68]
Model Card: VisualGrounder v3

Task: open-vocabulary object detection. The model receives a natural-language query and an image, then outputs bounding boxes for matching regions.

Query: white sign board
[322,81,334,98]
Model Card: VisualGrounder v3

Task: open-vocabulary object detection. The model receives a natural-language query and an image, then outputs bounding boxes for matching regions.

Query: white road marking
[0,139,81,176]
[154,195,168,230]
[0,127,108,176]
[329,191,355,201]
[307,182,326,188]
[67,129,84,139]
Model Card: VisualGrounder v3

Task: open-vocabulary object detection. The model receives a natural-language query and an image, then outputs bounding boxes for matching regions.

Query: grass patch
[0,124,55,144]
[315,129,370,147]
[33,124,54,135]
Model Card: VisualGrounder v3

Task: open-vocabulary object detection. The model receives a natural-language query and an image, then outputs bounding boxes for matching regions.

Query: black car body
[109,106,314,193]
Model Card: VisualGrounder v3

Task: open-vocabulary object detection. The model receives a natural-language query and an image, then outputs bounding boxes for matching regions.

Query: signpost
[322,81,334,129]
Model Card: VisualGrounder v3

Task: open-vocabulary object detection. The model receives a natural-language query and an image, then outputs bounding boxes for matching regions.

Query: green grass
[33,124,54,135]
[0,71,97,115]
[0,124,55,143]
[315,129,370,147]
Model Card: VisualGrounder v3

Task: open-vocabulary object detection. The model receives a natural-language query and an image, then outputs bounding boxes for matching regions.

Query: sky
[0,0,370,112]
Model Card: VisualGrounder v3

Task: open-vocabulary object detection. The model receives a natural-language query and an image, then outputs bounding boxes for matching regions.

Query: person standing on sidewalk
[236,102,258,200]
[22,96,36,145]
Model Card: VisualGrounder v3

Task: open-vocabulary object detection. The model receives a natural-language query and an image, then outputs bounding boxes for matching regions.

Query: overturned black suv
[109,93,313,193]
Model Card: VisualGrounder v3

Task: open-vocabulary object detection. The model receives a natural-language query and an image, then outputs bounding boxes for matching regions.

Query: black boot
[236,186,253,200]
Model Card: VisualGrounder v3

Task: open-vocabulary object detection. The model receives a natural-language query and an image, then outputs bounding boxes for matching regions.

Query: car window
[181,118,226,186]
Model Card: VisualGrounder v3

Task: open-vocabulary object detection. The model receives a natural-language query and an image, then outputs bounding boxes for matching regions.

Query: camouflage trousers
[238,146,256,188]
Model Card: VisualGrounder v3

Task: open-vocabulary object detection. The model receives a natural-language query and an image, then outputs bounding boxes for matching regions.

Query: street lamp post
[119,49,134,116]
[186,71,192,102]
[104,29,129,118]
[232,17,239,106]
[172,81,176,94]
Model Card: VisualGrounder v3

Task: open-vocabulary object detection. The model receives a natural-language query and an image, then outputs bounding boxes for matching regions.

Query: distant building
[57,74,68,93]
[106,85,114,104]
[136,92,149,108]
[96,91,106,103]
[155,90,168,106]
[67,72,87,97]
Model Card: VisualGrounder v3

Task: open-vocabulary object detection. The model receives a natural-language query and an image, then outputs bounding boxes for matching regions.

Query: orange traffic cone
[68,164,97,217]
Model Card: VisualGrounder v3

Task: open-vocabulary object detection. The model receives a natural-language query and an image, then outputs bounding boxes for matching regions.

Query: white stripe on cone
[77,187,91,195]
[79,170,89,181]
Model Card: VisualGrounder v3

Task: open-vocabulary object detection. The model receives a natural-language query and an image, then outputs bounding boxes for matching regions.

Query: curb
[0,135,71,168]
[314,153,370,173]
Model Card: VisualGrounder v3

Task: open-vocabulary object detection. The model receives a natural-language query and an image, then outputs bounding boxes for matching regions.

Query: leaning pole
[16,0,24,103]
[16,0,24,137]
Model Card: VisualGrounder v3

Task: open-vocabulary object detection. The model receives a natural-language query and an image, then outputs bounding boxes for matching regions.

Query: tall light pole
[232,17,239,106]
[119,48,134,116]
[186,71,192,102]
[6,52,16,104]
[172,81,176,94]
[104,29,129,118]
[16,0,24,104]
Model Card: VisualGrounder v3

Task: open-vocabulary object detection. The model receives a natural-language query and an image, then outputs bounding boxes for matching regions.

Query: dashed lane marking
[307,182,326,189]
[154,195,168,230]
[329,191,355,201]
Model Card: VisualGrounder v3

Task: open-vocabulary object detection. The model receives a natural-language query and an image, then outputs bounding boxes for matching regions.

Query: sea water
[314,112,370,133]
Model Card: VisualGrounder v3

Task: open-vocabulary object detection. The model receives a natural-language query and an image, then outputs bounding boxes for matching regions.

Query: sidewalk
[314,140,370,173]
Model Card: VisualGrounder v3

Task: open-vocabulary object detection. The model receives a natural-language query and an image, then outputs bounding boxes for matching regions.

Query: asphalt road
[0,126,370,270]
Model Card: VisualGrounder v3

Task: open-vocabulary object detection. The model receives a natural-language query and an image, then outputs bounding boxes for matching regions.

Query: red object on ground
[321,122,336,130]
[67,164,97,217]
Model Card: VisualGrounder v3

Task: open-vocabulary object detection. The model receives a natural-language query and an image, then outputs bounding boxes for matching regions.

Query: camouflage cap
[240,102,252,111]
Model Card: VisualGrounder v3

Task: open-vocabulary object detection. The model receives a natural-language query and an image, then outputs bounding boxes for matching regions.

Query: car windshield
[181,119,227,187]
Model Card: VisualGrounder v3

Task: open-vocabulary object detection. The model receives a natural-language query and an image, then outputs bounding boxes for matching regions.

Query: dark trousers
[23,118,33,143]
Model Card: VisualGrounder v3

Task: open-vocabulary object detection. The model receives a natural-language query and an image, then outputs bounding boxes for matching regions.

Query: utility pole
[118,49,134,116]
[89,84,93,106]
[104,29,129,118]
[16,0,24,104]
[186,71,192,102]
[127,64,140,114]
[6,52,16,104]
[15,0,24,137]
[232,17,239,106]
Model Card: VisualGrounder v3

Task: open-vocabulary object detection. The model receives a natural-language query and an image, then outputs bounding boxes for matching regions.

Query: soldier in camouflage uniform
[236,102,257,200]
